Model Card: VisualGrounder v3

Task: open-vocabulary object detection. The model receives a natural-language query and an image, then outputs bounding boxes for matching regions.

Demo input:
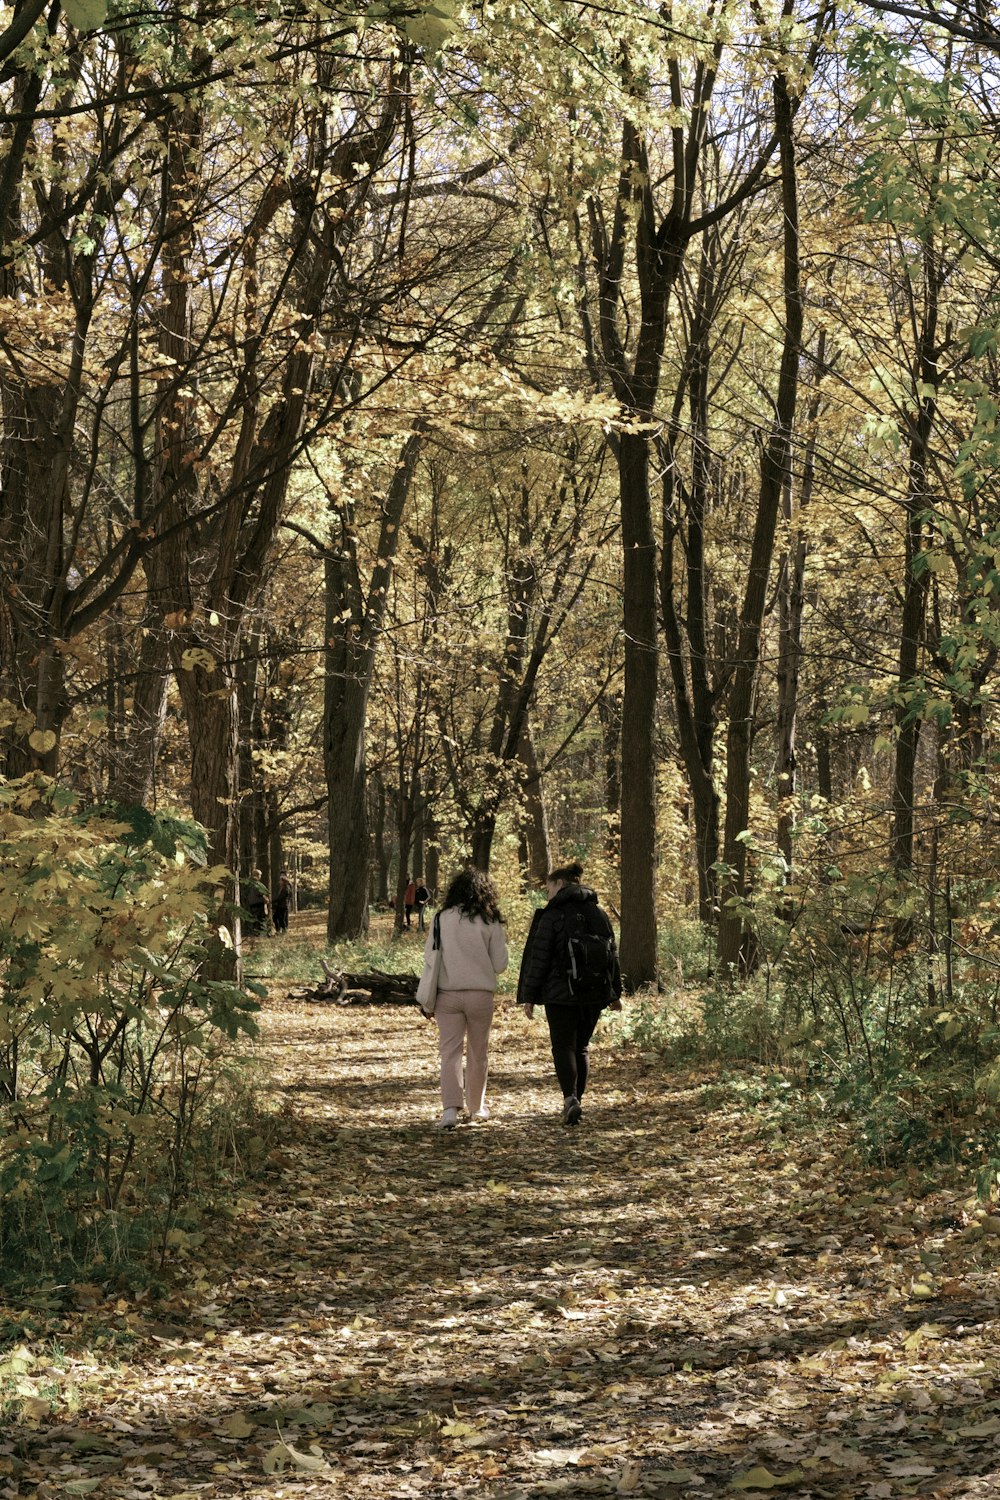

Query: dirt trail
[10,988,1000,1499]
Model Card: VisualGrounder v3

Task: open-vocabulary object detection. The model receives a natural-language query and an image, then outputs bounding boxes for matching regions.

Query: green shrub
[613,988,704,1058]
[0,777,263,1284]
[615,888,1000,1166]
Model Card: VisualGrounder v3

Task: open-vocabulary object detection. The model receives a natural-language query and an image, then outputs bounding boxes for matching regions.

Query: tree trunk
[518,718,552,886]
[238,635,263,876]
[105,614,171,807]
[325,432,422,941]
[470,817,496,872]
[662,455,720,925]
[425,798,441,897]
[255,799,272,898]
[325,649,374,940]
[267,803,284,907]
[815,695,834,803]
[173,649,243,974]
[891,138,945,900]
[370,773,391,906]
[413,777,427,879]
[774,342,823,880]
[0,65,91,780]
[892,409,937,877]
[658,230,727,926]
[717,69,802,974]
[617,430,660,986]
[925,720,949,1004]
[598,690,622,863]
[775,513,806,881]
[394,775,419,931]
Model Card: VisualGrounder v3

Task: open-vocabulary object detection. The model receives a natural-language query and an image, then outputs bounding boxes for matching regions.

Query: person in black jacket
[272,873,292,934]
[517,860,622,1125]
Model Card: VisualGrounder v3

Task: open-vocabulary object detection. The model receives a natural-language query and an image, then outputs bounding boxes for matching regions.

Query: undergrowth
[246,909,530,994]
[615,908,1000,1175]
[0,781,276,1293]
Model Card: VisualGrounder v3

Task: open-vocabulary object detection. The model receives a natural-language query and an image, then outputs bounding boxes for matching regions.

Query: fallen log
[288,959,420,1006]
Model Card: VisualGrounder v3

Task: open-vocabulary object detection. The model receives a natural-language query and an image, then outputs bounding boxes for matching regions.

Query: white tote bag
[416,912,442,1016]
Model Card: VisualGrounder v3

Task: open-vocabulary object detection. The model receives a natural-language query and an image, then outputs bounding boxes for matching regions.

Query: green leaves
[730,1468,805,1491]
[61,0,108,31]
[365,0,459,54]
[0,776,261,1282]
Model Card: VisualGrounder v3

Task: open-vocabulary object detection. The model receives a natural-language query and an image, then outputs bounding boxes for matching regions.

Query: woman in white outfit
[422,869,508,1129]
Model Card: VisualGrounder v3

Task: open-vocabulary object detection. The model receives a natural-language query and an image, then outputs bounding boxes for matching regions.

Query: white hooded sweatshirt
[426,907,508,993]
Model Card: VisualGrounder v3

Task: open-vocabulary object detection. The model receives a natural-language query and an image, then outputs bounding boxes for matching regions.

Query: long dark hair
[441,868,504,923]
[547,860,584,885]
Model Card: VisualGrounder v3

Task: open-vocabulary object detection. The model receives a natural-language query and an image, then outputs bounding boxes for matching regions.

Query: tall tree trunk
[167,86,405,959]
[394,772,420,930]
[424,795,441,897]
[774,332,825,879]
[815,695,834,804]
[255,800,272,898]
[598,690,621,863]
[775,485,807,882]
[413,777,427,878]
[267,801,284,906]
[925,719,950,1003]
[617,428,660,985]
[238,634,264,876]
[325,433,422,940]
[579,22,801,978]
[105,611,171,807]
[662,504,721,925]
[518,717,552,885]
[717,67,803,974]
[891,531,932,885]
[172,652,243,974]
[470,819,496,872]
[664,232,725,924]
[370,773,391,906]
[892,296,940,879]
[174,663,241,875]
[0,65,94,779]
[325,641,375,940]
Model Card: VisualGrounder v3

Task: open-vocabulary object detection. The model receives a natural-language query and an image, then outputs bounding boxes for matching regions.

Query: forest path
[14,978,1000,1500]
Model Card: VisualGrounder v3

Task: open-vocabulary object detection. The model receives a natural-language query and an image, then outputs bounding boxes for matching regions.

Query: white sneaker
[436,1107,459,1130]
[470,1106,490,1122]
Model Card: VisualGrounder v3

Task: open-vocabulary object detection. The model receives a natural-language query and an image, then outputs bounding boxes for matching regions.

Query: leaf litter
[3,985,1000,1498]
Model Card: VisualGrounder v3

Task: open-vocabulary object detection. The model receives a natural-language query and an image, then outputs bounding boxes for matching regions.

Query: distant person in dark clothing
[244,869,269,935]
[517,860,622,1125]
[272,873,292,934]
[415,880,431,931]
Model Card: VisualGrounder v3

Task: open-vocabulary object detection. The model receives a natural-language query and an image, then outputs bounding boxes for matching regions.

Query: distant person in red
[403,874,417,929]
[272,873,292,934]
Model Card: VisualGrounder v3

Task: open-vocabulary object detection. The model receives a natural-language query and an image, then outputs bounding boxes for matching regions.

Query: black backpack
[560,904,616,1002]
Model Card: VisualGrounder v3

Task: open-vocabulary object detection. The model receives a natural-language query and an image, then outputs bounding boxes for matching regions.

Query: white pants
[435,989,495,1113]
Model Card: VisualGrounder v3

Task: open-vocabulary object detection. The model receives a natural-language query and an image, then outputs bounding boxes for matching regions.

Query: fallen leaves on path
[3,987,1000,1499]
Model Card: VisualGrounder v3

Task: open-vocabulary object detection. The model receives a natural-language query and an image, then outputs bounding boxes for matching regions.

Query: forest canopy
[0,0,998,992]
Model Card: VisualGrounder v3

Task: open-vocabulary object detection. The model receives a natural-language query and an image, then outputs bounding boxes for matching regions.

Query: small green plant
[247,936,335,983]
[613,989,704,1058]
